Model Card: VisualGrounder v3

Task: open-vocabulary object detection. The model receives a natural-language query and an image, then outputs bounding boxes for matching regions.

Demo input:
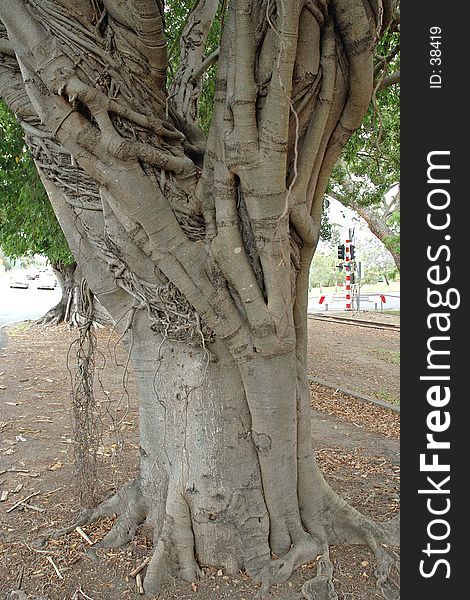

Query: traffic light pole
[345,239,351,310]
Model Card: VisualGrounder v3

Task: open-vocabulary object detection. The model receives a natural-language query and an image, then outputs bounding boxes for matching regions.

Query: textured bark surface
[0,1,398,598]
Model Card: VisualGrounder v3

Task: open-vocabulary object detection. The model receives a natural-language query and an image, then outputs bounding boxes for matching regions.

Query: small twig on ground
[43,487,63,497]
[16,564,25,589]
[72,588,95,600]
[26,544,50,554]
[7,490,41,513]
[1,490,9,502]
[136,573,145,594]
[75,526,94,545]
[18,501,45,513]
[7,468,30,473]
[129,556,151,578]
[46,555,64,579]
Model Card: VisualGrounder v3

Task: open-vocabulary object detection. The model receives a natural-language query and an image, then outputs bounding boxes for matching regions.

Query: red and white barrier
[318,295,333,307]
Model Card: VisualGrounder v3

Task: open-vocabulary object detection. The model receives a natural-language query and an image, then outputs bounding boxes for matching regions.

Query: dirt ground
[307,312,400,405]
[0,321,399,600]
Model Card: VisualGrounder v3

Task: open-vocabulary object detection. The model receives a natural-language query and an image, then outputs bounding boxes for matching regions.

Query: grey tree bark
[0,1,399,598]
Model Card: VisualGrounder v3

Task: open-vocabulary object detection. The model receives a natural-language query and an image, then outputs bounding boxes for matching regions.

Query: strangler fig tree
[0,1,399,598]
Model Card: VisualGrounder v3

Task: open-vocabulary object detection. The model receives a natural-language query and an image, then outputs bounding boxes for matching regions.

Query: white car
[9,271,29,289]
[26,269,39,280]
[37,271,57,290]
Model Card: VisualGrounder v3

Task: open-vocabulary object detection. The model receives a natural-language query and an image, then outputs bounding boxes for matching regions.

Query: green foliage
[360,239,399,284]
[309,247,346,289]
[339,29,400,203]
[326,27,400,244]
[0,101,73,266]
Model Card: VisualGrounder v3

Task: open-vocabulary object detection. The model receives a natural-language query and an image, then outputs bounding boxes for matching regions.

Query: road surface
[0,276,61,328]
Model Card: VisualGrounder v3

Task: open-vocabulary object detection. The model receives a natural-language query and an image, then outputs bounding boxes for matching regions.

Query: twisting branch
[169,0,219,128]
[191,46,220,81]
[1,1,255,360]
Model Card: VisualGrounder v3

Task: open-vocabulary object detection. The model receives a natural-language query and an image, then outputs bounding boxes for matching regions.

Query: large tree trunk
[35,261,77,326]
[0,1,398,597]
[36,262,113,326]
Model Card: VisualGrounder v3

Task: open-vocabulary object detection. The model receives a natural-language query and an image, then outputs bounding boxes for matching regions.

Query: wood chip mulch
[310,382,400,439]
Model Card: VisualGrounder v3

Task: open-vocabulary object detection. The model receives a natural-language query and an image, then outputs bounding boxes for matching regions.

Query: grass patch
[376,390,400,406]
[8,320,34,336]
[369,347,400,365]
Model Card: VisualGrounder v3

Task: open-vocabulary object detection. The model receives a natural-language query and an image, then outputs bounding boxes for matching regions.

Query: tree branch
[192,46,220,81]
[169,0,219,127]
[0,36,14,56]
[376,70,400,91]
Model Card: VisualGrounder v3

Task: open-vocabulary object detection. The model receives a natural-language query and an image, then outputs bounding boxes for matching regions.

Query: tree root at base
[34,304,67,327]
[35,478,399,600]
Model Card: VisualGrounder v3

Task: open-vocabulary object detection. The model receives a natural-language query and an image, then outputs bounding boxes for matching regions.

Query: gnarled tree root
[299,503,400,600]
[34,304,66,327]
[34,479,145,548]
[37,478,399,600]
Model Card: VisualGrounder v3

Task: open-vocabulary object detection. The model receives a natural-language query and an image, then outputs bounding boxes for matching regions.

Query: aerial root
[141,539,170,596]
[253,534,320,599]
[330,503,400,600]
[34,306,65,327]
[298,496,399,600]
[142,533,202,597]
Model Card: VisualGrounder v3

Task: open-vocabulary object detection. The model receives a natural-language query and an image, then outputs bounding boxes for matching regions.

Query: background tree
[309,247,345,290]
[0,99,79,324]
[0,2,399,598]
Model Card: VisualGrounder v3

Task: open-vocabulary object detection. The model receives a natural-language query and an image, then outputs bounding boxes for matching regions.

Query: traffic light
[350,244,356,260]
[337,244,345,260]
